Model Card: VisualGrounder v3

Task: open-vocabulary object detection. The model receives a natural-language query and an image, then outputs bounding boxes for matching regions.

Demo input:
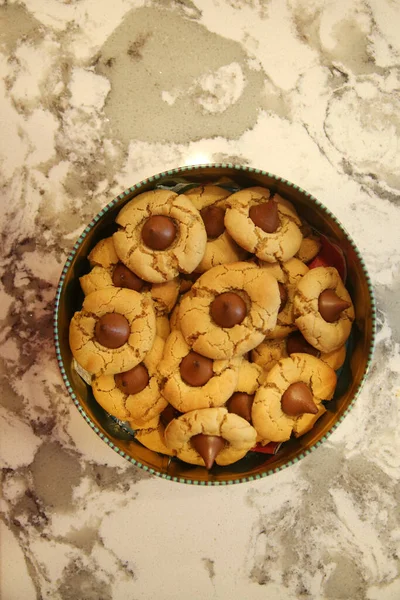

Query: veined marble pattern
[0,0,399,598]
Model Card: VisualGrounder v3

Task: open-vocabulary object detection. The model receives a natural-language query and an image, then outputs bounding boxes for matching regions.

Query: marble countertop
[1,1,400,599]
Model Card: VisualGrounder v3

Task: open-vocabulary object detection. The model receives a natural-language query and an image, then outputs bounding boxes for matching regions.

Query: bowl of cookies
[54,164,376,485]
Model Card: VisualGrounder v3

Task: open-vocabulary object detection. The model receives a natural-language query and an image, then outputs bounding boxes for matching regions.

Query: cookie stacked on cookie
[69,184,355,470]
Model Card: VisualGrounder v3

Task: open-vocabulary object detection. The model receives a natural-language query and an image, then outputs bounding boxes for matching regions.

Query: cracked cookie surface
[113,189,207,283]
[80,236,180,315]
[260,257,309,339]
[92,335,167,425]
[224,187,303,263]
[69,287,156,376]
[252,353,337,442]
[156,315,170,340]
[185,184,248,272]
[134,417,175,456]
[179,262,280,359]
[296,235,321,263]
[252,336,347,373]
[234,360,265,394]
[225,360,264,427]
[159,330,242,412]
[294,266,355,352]
[88,236,120,267]
[164,407,257,467]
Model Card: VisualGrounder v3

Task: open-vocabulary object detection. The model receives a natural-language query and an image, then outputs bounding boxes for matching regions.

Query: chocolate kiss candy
[200,206,225,239]
[191,434,225,469]
[94,313,130,349]
[281,382,318,417]
[286,331,319,357]
[112,263,145,292]
[160,404,182,428]
[249,200,279,233]
[318,289,350,323]
[179,352,214,386]
[227,392,254,422]
[141,215,177,250]
[278,283,288,313]
[210,292,247,328]
[115,364,149,395]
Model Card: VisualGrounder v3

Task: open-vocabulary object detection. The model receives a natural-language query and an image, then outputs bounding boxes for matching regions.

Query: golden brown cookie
[292,405,327,438]
[113,189,207,283]
[164,407,257,467]
[179,262,280,359]
[150,279,180,315]
[320,345,347,370]
[158,330,242,412]
[294,267,355,352]
[252,338,288,373]
[88,236,119,267]
[127,414,159,431]
[168,290,193,332]
[80,236,180,315]
[296,235,321,263]
[251,333,346,373]
[186,184,231,207]
[80,237,120,295]
[92,335,167,424]
[225,360,264,423]
[134,416,175,456]
[252,354,337,442]
[224,187,303,263]
[235,360,265,394]
[184,184,248,272]
[260,258,309,339]
[155,315,170,340]
[69,287,156,376]
[169,303,181,331]
[80,265,115,296]
[178,272,201,294]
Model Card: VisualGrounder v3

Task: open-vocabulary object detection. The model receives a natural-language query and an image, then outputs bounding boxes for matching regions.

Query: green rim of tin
[54,163,376,486]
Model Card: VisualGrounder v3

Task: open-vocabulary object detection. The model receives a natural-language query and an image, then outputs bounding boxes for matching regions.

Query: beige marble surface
[1,1,400,599]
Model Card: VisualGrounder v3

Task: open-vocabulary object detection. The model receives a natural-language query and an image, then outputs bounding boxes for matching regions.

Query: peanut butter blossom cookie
[252,354,337,443]
[251,331,347,373]
[158,330,242,412]
[259,257,309,339]
[293,266,354,352]
[164,407,257,468]
[224,187,303,263]
[184,184,248,272]
[69,287,156,376]
[92,335,167,426]
[179,262,280,359]
[226,360,265,423]
[296,234,321,263]
[80,236,180,315]
[134,416,175,457]
[113,189,207,283]
[68,181,355,471]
